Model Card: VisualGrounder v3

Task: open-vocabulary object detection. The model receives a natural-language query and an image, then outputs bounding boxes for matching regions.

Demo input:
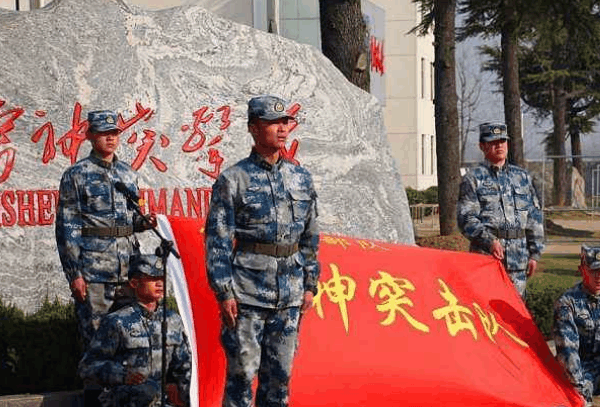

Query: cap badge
[274,102,285,112]
[155,258,163,270]
[106,116,115,124]
[493,127,501,134]
[595,252,600,261]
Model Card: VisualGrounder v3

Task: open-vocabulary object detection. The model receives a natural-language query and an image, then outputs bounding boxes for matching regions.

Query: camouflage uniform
[457,123,544,298]
[78,301,192,407]
[205,96,319,407]
[553,245,600,404]
[553,282,600,403]
[56,111,148,350]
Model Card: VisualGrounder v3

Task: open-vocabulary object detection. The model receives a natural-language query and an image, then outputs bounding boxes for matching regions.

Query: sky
[2,0,598,162]
[456,34,600,163]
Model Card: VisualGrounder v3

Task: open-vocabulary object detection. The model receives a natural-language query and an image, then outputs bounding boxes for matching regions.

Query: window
[421,134,427,174]
[421,58,426,99]
[431,135,436,174]
[430,62,435,101]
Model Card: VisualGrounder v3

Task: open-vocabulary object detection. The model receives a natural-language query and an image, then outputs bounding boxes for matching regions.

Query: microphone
[115,182,139,205]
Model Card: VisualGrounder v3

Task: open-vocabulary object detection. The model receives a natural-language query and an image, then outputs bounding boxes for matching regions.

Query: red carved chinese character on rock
[181,105,231,179]
[0,99,25,183]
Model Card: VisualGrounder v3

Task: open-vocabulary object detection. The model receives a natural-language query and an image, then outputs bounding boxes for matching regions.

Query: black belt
[493,228,526,239]
[81,226,134,238]
[237,241,299,257]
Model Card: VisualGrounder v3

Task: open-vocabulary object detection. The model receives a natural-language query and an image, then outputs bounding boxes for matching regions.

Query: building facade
[1,0,436,190]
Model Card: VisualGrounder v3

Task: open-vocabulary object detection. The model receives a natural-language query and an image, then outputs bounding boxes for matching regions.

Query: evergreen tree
[458,0,541,167]
[319,0,370,91]
[517,0,600,205]
[413,0,461,235]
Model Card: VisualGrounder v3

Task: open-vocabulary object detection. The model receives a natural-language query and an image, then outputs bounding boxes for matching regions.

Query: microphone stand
[118,187,180,407]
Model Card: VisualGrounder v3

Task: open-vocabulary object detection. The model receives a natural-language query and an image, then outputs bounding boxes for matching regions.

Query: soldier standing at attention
[79,254,191,407]
[553,245,600,406]
[55,110,156,351]
[205,95,320,407]
[457,122,544,299]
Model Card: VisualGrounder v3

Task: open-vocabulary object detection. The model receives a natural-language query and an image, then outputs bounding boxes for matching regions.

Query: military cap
[248,95,294,121]
[479,122,509,143]
[87,110,120,133]
[581,245,600,270]
[128,254,165,279]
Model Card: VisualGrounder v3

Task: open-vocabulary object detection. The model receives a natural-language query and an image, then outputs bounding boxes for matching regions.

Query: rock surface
[0,0,413,312]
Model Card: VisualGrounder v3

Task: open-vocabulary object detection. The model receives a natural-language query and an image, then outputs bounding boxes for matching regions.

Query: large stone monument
[0,0,414,312]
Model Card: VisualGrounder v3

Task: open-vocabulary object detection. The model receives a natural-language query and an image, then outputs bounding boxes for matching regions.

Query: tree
[413,0,461,236]
[517,0,600,206]
[319,0,370,91]
[458,0,541,167]
[457,51,484,165]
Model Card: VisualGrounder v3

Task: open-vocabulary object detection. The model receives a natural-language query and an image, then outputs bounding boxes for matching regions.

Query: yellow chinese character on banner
[472,303,528,348]
[356,239,390,252]
[313,263,356,333]
[321,235,352,249]
[368,271,429,333]
[432,279,478,340]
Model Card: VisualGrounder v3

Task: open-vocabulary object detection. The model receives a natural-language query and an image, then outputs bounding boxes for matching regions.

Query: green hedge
[406,186,438,206]
[526,273,580,339]
[0,297,82,395]
[0,296,181,396]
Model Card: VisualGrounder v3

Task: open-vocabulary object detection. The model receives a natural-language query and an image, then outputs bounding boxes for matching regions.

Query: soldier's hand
[70,277,87,303]
[527,259,538,277]
[220,299,238,329]
[301,291,314,313]
[125,371,147,385]
[490,239,504,260]
[144,214,157,229]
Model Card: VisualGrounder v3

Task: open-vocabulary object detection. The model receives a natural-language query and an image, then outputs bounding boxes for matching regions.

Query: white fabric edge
[157,214,199,407]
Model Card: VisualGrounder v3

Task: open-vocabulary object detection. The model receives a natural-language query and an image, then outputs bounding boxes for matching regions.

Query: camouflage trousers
[98,380,162,407]
[75,282,133,352]
[507,270,527,300]
[577,359,600,402]
[221,305,301,407]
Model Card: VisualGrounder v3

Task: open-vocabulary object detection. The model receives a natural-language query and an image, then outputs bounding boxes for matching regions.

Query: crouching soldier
[79,254,192,407]
[553,244,600,406]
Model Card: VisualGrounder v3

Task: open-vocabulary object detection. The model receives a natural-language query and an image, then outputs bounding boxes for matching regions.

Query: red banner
[160,216,583,407]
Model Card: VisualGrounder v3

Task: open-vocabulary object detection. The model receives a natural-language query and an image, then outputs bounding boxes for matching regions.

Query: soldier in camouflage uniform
[553,245,600,406]
[79,254,192,407]
[205,95,320,407]
[56,110,156,351]
[457,122,544,299]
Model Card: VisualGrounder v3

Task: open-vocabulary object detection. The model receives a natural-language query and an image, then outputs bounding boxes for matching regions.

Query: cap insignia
[106,116,115,124]
[493,127,501,134]
[155,258,163,270]
[274,102,285,112]
[595,252,600,261]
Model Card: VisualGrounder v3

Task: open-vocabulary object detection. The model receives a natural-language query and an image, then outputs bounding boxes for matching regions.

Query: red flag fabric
[158,216,583,407]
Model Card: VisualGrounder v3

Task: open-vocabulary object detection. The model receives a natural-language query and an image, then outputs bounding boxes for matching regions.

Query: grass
[536,253,581,277]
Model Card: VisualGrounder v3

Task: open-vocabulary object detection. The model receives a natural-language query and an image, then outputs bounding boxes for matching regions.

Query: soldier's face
[131,275,164,303]
[580,264,600,294]
[480,139,508,164]
[249,118,294,151]
[88,130,121,159]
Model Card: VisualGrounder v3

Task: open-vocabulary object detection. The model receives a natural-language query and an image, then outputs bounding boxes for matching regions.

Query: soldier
[79,254,192,407]
[205,95,320,407]
[457,122,544,299]
[553,244,600,406]
[56,109,156,351]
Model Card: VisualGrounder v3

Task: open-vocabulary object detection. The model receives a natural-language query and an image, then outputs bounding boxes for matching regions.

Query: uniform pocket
[239,189,274,224]
[290,189,312,222]
[83,180,112,213]
[513,186,531,210]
